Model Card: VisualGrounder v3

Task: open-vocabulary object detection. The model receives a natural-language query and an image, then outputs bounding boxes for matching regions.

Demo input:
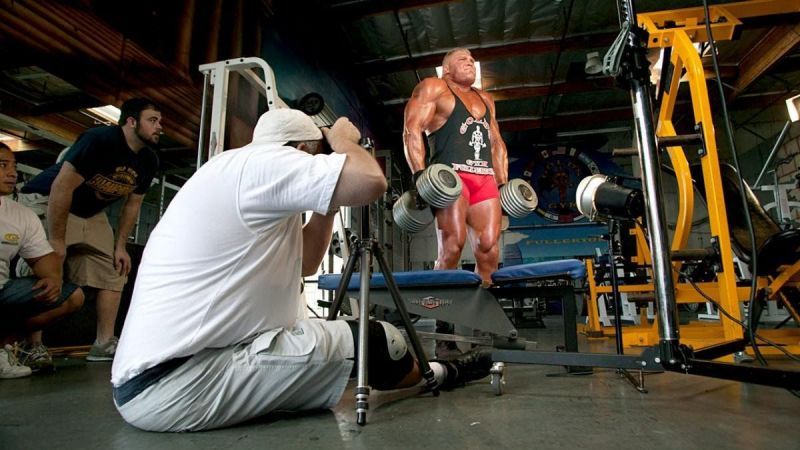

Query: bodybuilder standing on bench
[403,48,509,284]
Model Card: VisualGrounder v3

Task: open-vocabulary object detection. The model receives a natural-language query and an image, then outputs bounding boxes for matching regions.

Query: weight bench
[318,259,588,358]
[490,259,587,357]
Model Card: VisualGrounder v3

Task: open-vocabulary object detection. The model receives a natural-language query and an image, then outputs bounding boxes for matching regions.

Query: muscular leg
[466,197,502,283]
[434,195,469,270]
[23,289,85,333]
[96,288,121,342]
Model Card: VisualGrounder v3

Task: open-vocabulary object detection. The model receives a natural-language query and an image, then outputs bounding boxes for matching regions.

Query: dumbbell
[392,190,434,233]
[392,164,463,233]
[500,179,538,218]
[415,164,463,208]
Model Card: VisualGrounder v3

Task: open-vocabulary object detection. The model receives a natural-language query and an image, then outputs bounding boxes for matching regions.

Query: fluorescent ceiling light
[85,104,121,124]
[0,131,18,141]
[0,132,24,151]
[436,61,482,89]
[786,94,800,123]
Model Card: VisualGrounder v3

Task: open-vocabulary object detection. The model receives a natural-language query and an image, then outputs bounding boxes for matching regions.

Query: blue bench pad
[491,259,585,283]
[318,260,585,291]
[318,269,482,291]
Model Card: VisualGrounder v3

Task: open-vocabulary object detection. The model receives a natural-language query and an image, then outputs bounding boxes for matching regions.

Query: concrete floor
[1,317,799,449]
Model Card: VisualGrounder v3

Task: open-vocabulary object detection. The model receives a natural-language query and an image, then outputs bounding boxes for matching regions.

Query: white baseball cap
[252,108,322,144]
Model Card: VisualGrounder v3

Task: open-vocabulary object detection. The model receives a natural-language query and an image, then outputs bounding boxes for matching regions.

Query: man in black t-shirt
[22,98,161,362]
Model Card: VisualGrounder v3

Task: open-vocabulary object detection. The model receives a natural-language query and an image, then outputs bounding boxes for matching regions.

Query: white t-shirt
[112,143,346,386]
[0,197,53,288]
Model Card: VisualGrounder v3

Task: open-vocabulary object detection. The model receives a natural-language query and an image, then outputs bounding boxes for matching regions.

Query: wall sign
[524,147,601,223]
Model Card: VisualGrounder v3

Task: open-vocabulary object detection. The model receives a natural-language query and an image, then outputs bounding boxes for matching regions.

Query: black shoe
[435,348,493,390]
[435,340,463,360]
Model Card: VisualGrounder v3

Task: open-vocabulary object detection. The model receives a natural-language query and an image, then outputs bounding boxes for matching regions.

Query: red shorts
[457,172,499,205]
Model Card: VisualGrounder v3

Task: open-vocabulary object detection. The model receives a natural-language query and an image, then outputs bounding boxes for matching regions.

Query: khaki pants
[64,212,126,291]
[116,319,354,432]
[15,193,125,291]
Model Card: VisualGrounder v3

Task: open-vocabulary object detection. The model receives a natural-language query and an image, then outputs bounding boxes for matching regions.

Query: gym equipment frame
[582,0,800,355]
[491,0,800,391]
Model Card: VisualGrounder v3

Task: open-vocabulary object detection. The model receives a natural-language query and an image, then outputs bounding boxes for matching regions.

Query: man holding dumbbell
[403,47,509,283]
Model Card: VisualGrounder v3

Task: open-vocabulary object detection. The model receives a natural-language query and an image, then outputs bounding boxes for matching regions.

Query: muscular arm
[47,162,85,258]
[113,193,144,276]
[25,253,63,303]
[304,118,386,274]
[403,78,444,174]
[301,212,336,276]
[325,118,388,210]
[483,92,509,185]
[116,193,144,249]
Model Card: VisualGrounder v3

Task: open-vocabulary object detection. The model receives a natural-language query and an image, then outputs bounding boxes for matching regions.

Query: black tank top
[427,85,494,175]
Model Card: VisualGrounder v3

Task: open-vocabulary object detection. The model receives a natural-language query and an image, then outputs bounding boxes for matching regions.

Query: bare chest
[429,90,487,132]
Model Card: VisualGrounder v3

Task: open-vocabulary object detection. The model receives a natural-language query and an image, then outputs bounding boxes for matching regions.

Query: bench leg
[562,289,593,374]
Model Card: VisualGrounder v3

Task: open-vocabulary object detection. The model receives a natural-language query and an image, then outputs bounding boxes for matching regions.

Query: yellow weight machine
[582,0,800,358]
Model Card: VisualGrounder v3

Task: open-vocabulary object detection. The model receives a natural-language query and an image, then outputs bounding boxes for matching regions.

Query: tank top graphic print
[426,86,494,175]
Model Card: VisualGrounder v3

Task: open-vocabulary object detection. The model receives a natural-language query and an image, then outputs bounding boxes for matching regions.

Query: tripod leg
[326,242,361,321]
[618,368,648,393]
[373,244,439,396]
[355,244,372,426]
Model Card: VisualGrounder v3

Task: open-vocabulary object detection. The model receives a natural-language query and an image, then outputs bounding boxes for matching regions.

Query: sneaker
[435,347,493,390]
[18,342,54,373]
[0,345,32,379]
[87,337,118,362]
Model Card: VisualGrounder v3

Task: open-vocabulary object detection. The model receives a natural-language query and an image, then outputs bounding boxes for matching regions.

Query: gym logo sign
[411,296,453,310]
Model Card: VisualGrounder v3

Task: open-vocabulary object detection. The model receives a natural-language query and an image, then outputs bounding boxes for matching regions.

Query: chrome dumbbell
[416,164,463,208]
[500,179,538,218]
[392,190,434,233]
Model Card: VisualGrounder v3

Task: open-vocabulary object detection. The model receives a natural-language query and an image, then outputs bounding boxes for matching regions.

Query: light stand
[326,138,439,426]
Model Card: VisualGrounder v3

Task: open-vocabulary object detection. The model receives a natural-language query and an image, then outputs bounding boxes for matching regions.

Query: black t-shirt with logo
[22,126,159,218]
[426,86,494,175]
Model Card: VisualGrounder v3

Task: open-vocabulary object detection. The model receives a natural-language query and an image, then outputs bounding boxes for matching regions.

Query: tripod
[326,140,439,426]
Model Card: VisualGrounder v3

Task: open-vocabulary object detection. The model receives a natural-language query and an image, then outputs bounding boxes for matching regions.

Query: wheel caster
[490,362,505,396]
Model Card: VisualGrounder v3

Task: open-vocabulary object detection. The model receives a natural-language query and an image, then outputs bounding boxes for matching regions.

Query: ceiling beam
[488,78,617,102]
[0,92,85,144]
[0,112,83,145]
[496,87,799,134]
[386,78,619,117]
[3,137,62,153]
[728,21,800,102]
[0,0,202,147]
[385,59,739,108]
[328,0,452,20]
[359,32,618,76]
[497,107,633,132]
[29,94,104,115]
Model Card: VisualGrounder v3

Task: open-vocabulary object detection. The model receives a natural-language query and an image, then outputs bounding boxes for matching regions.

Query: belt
[113,356,191,406]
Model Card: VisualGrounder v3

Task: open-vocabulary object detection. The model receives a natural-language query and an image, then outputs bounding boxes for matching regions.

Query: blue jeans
[0,277,80,329]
